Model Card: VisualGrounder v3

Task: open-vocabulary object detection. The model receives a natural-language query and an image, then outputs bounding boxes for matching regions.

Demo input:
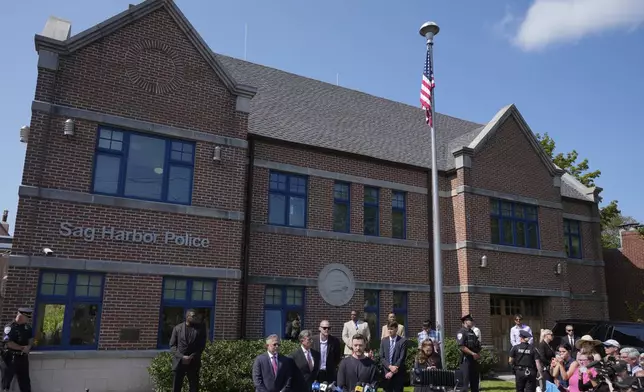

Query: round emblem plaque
[318,263,355,307]
[125,39,184,95]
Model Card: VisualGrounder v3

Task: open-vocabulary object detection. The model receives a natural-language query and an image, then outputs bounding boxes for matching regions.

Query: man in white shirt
[509,314,532,347]
[312,320,341,383]
[342,310,371,356]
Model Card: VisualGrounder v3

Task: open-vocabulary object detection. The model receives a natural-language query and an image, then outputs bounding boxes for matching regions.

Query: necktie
[389,338,395,363]
[306,350,313,371]
[271,355,278,375]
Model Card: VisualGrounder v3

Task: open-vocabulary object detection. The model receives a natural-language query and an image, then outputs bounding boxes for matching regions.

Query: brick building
[604,226,644,321]
[5,0,609,390]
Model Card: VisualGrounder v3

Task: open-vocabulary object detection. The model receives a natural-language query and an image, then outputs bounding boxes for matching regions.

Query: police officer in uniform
[508,330,543,392]
[456,314,482,392]
[4,308,33,392]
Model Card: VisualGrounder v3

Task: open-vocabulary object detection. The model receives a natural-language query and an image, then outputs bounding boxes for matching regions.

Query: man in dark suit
[169,309,207,392]
[561,324,579,358]
[290,330,321,390]
[252,334,294,392]
[312,319,342,383]
[380,321,407,392]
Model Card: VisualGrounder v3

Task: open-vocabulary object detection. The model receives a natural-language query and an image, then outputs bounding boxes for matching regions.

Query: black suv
[551,319,644,353]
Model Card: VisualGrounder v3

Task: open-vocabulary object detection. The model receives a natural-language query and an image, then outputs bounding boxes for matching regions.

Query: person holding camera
[509,330,542,392]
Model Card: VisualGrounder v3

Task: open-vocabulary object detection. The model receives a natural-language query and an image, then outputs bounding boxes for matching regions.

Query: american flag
[420,47,435,126]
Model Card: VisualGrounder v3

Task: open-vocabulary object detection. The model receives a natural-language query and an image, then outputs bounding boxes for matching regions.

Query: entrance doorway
[490,295,544,368]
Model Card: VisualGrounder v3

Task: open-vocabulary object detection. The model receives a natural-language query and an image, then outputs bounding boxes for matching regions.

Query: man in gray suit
[380,321,407,392]
[169,309,207,392]
[252,334,294,392]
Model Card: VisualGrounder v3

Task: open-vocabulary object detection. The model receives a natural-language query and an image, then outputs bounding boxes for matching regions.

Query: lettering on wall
[59,222,210,248]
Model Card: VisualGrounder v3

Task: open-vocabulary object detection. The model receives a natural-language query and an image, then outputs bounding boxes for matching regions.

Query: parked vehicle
[551,319,644,353]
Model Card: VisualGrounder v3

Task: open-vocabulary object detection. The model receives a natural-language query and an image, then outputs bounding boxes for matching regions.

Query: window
[564,219,582,259]
[333,182,351,232]
[364,187,380,236]
[490,199,539,248]
[34,271,104,350]
[393,291,408,329]
[363,290,379,350]
[92,127,195,205]
[268,171,307,228]
[159,278,216,347]
[264,286,305,339]
[391,191,406,239]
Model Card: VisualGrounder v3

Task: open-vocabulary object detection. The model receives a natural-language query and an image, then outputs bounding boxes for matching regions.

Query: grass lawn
[398,379,515,392]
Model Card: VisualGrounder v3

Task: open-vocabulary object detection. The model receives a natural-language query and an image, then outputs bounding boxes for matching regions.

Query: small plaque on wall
[119,328,140,342]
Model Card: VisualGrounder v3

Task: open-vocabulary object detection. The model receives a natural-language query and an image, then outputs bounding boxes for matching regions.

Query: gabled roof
[34,0,256,99]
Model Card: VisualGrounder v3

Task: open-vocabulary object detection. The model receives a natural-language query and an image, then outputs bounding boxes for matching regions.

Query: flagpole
[419,21,445,366]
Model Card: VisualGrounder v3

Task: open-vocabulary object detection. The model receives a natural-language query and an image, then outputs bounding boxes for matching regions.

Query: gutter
[239,137,255,338]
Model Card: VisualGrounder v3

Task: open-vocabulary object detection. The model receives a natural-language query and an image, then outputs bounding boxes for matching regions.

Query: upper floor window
[268,171,307,228]
[564,219,582,259]
[490,199,539,249]
[92,127,195,205]
[158,277,216,348]
[34,271,104,350]
[364,187,380,236]
[333,182,351,232]
[391,191,406,239]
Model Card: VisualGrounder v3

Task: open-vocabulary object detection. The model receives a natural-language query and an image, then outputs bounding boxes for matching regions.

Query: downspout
[239,136,255,338]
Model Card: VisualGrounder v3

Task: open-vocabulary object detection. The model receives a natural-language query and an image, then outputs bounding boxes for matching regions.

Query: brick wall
[604,231,644,321]
[3,4,248,348]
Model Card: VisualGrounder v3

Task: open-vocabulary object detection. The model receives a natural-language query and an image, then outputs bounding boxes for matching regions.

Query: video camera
[587,358,624,382]
[586,358,644,392]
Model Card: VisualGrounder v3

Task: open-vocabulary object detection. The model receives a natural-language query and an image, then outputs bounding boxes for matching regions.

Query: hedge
[148,338,498,392]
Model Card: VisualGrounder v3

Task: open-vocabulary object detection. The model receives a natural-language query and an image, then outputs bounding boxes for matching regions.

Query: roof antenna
[336,73,339,86]
[244,23,248,60]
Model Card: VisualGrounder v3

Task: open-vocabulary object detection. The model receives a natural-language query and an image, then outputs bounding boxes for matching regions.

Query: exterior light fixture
[480,255,488,268]
[20,126,30,143]
[213,146,221,161]
[555,262,562,275]
[64,119,75,136]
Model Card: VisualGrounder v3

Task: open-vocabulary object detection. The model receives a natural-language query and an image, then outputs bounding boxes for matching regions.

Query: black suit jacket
[311,334,342,375]
[561,335,580,356]
[169,322,207,370]
[252,352,294,392]
[290,347,321,390]
[381,336,407,372]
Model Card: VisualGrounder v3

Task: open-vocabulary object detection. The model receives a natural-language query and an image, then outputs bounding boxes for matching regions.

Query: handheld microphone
[319,381,328,391]
[354,382,364,391]
[311,381,321,391]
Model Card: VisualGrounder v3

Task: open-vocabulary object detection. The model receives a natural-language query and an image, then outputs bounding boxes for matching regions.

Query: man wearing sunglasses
[3,307,33,392]
[312,320,341,384]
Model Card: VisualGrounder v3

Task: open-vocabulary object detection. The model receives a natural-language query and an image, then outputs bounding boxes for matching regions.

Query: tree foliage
[535,133,622,248]
[625,290,644,323]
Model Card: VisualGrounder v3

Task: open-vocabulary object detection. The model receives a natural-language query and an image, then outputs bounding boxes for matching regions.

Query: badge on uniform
[457,333,463,340]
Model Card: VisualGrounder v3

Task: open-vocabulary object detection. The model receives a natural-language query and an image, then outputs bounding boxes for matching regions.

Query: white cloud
[510,0,644,51]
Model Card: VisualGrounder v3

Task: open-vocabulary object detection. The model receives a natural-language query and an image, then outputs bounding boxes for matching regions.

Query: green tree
[625,290,644,323]
[535,132,622,248]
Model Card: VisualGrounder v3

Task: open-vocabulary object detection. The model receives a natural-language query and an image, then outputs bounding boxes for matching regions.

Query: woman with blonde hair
[574,335,602,361]
[537,329,556,383]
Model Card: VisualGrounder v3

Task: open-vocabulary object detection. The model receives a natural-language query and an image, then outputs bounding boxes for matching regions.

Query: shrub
[148,338,498,391]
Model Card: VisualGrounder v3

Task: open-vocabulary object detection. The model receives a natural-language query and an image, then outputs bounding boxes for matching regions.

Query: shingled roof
[216,55,595,203]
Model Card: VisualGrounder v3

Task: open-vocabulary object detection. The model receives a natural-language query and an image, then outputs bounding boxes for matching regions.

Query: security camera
[43,248,54,256]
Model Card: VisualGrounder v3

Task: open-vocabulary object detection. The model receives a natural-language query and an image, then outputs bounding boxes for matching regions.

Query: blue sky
[2,0,643,233]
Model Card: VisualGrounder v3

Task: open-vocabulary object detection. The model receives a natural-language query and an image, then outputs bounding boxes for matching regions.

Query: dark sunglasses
[320,326,331,330]
[566,329,573,332]
[271,343,280,347]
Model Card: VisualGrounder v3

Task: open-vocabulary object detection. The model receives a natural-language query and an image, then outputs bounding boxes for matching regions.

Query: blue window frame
[564,219,582,259]
[268,171,307,228]
[92,127,195,205]
[158,277,216,348]
[264,286,305,339]
[393,291,408,330]
[490,199,540,248]
[364,187,380,236]
[364,290,379,349]
[333,182,351,232]
[33,270,105,350]
[391,191,406,239]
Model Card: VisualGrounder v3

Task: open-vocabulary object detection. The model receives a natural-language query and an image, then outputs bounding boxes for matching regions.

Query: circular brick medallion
[125,39,184,95]
[318,263,355,307]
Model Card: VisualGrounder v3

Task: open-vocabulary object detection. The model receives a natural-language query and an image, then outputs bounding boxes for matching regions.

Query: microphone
[311,381,321,391]
[354,382,364,391]
[319,381,328,391]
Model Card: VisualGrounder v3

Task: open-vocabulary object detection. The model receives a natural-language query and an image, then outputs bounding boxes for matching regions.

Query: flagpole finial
[419,21,440,43]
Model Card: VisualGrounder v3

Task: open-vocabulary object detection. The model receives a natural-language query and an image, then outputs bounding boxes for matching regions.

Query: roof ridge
[214,53,485,129]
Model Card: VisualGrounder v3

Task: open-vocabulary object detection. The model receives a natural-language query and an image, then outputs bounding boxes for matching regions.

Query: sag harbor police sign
[59,222,210,248]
